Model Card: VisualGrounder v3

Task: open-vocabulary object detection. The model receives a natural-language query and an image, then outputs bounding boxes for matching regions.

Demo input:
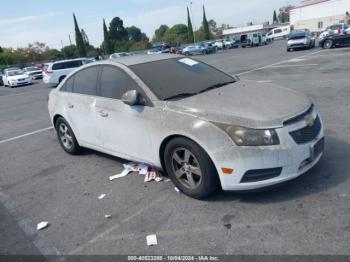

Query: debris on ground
[104,214,112,219]
[37,221,49,231]
[165,179,171,183]
[224,224,232,229]
[144,170,163,183]
[146,234,158,246]
[82,191,90,196]
[174,187,180,193]
[110,162,164,183]
[98,194,106,200]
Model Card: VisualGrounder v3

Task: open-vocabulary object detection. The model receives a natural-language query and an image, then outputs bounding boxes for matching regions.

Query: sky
[0,0,301,49]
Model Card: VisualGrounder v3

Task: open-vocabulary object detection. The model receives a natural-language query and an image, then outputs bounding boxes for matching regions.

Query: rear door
[62,66,101,146]
[95,65,158,163]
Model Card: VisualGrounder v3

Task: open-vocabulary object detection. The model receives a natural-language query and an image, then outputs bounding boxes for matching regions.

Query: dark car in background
[0,73,3,86]
[199,42,217,54]
[319,31,350,49]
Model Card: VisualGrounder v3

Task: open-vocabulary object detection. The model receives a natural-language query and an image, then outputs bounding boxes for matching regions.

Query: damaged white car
[47,54,324,199]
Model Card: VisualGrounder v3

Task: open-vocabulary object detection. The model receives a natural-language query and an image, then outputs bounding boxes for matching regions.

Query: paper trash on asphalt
[98,194,106,200]
[110,162,163,183]
[146,234,158,246]
[105,214,112,219]
[37,221,49,231]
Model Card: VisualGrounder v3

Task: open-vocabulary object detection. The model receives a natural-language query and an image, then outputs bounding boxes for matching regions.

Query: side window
[60,76,74,92]
[73,66,99,96]
[66,61,81,69]
[52,63,64,70]
[100,66,139,100]
[274,29,282,34]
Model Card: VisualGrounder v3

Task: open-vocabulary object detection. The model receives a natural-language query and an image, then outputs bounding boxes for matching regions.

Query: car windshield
[8,70,23,76]
[130,58,235,100]
[289,32,306,40]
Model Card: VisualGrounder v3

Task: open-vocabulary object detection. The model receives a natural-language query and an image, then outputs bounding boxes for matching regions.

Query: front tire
[323,39,333,49]
[55,117,81,155]
[164,137,220,199]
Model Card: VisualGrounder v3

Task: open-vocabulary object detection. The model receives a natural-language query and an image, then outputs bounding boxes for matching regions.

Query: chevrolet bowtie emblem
[305,115,315,126]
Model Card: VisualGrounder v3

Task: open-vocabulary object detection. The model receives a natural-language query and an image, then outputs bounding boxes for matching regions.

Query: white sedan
[48,55,324,199]
[3,70,32,87]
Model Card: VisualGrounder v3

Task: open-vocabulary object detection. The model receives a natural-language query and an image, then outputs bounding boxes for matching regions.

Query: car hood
[166,80,311,129]
[7,74,29,80]
[27,70,42,75]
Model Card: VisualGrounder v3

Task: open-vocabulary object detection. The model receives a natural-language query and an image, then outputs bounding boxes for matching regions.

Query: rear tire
[58,76,66,84]
[323,39,333,49]
[55,117,81,155]
[164,137,220,199]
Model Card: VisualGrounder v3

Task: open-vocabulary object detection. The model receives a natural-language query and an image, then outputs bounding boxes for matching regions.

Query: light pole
[68,32,73,46]
[190,1,196,44]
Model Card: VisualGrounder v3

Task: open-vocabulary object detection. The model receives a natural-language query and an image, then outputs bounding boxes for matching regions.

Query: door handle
[98,110,109,117]
[67,103,74,109]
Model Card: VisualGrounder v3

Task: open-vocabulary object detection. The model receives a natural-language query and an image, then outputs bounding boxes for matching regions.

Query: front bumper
[9,80,32,87]
[212,112,324,191]
[288,42,309,49]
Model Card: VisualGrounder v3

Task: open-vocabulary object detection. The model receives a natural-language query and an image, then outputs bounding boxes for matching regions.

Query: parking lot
[1,40,349,257]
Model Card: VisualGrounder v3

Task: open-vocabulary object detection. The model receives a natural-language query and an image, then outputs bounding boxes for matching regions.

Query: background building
[290,0,350,32]
[222,23,276,38]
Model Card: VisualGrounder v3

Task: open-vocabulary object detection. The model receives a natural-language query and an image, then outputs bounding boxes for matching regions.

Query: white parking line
[269,63,319,68]
[0,127,53,145]
[237,49,325,76]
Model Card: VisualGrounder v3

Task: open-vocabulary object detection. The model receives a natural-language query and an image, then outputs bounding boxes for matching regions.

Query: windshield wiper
[164,93,196,101]
[198,81,235,94]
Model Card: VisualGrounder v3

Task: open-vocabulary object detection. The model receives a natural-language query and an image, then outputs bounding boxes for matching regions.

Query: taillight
[44,69,53,75]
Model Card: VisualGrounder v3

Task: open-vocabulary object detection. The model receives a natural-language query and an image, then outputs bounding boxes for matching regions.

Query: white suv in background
[43,58,93,85]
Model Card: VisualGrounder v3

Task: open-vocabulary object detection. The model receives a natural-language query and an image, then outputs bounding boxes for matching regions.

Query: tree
[187,7,194,43]
[73,13,86,57]
[109,17,128,48]
[81,29,90,46]
[273,10,278,24]
[202,5,210,40]
[153,25,169,42]
[0,46,3,53]
[126,26,142,42]
[102,19,113,54]
[278,5,294,23]
[61,45,77,59]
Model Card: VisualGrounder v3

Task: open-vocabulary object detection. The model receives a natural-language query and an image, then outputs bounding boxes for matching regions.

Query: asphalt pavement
[0,40,349,257]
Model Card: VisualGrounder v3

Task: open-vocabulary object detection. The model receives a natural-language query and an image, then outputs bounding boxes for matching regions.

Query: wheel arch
[158,134,220,180]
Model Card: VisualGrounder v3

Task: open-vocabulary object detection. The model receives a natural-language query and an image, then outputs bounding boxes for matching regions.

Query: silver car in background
[287,31,315,51]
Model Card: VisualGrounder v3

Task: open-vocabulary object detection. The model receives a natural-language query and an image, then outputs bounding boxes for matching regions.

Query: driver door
[95,65,159,164]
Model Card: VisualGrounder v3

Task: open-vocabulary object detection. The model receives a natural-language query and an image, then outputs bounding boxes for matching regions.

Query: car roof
[110,54,183,66]
[53,58,88,64]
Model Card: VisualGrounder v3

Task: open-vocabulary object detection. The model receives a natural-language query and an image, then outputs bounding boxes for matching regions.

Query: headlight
[216,124,280,146]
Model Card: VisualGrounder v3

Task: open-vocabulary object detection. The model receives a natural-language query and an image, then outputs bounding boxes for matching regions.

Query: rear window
[130,58,235,100]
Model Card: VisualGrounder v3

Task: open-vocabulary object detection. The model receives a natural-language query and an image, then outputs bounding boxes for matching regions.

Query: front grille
[240,167,282,183]
[289,116,321,144]
[283,105,314,126]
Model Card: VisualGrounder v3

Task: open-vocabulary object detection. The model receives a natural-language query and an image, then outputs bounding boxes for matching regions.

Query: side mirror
[121,90,144,106]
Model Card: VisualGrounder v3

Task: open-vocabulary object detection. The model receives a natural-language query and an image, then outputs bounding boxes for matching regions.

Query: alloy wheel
[171,148,202,190]
[58,123,73,150]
